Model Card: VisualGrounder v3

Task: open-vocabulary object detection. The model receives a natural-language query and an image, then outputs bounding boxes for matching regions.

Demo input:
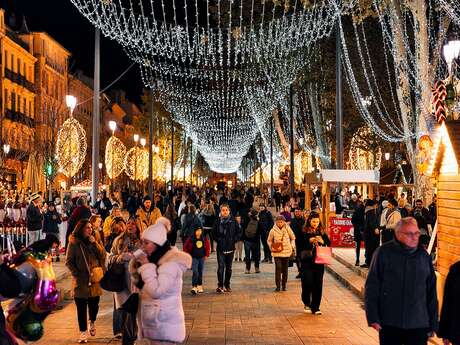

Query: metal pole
[336,21,344,170]
[91,28,100,206]
[170,119,174,190]
[148,89,154,199]
[259,135,263,190]
[289,84,295,197]
[183,135,186,185]
[270,117,274,204]
[190,141,193,185]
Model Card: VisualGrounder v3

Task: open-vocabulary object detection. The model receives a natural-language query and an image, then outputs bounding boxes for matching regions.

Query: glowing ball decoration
[55,117,87,178]
[151,154,164,180]
[124,147,149,181]
[105,136,127,179]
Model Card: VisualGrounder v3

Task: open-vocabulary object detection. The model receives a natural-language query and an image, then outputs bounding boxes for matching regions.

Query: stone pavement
[32,250,378,345]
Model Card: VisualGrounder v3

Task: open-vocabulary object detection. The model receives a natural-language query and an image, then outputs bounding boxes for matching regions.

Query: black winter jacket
[212,216,242,252]
[438,261,460,343]
[351,204,365,241]
[363,207,379,243]
[365,239,438,331]
[43,210,62,234]
[258,210,274,234]
[26,203,43,231]
[290,216,305,250]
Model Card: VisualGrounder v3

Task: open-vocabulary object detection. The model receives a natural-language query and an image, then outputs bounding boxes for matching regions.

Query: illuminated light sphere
[124,147,149,181]
[105,136,127,179]
[151,153,164,179]
[349,127,382,170]
[56,117,87,178]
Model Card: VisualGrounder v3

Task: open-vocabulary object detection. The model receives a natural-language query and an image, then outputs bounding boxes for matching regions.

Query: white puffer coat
[136,247,192,343]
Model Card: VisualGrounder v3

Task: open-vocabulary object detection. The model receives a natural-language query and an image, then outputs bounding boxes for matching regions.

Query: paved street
[32,251,378,345]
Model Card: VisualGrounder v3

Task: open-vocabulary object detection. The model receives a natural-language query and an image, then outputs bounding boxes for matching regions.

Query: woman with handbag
[267,215,296,292]
[109,217,141,343]
[298,212,331,315]
[66,219,106,343]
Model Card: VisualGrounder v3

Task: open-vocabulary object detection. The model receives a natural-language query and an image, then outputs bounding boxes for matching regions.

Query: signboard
[328,217,356,247]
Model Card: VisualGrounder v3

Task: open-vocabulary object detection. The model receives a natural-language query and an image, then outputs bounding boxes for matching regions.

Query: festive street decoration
[349,128,382,170]
[432,80,447,124]
[416,135,434,176]
[124,147,149,181]
[55,117,87,178]
[105,136,127,179]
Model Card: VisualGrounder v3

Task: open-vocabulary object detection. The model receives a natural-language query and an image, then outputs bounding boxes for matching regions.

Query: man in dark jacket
[258,204,274,263]
[290,208,305,278]
[212,203,242,293]
[365,217,438,345]
[242,208,261,274]
[26,193,43,245]
[363,200,380,267]
[351,201,365,266]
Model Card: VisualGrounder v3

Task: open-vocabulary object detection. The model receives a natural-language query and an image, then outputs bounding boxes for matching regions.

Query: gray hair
[394,217,418,234]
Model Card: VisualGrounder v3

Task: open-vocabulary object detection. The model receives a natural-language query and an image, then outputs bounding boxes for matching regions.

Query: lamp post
[140,138,146,194]
[133,134,139,192]
[98,162,103,184]
[108,120,116,192]
[443,37,460,109]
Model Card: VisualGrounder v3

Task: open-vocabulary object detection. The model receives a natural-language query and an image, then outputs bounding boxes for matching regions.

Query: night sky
[0,0,143,103]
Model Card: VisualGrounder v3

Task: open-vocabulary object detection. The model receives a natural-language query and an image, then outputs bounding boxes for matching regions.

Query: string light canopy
[105,136,127,179]
[70,0,339,173]
[56,95,87,178]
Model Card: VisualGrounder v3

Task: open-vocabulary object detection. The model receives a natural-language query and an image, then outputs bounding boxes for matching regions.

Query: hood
[158,246,192,271]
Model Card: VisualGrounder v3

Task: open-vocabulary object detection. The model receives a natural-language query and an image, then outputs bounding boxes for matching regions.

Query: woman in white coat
[130,222,191,345]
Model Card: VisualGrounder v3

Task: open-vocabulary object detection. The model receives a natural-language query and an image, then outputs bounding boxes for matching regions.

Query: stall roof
[320,169,380,183]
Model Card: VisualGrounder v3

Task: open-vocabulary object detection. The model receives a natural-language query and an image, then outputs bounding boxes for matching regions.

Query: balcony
[4,68,36,93]
[4,109,35,128]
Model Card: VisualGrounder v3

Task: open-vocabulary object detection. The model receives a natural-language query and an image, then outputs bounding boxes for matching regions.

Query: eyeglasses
[400,231,421,238]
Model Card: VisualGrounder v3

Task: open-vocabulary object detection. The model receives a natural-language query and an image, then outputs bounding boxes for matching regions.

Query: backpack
[244,219,258,239]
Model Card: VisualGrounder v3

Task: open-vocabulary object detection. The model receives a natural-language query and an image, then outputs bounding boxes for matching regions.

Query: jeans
[261,232,272,261]
[235,241,243,260]
[113,297,123,335]
[379,326,429,345]
[28,230,41,245]
[74,296,100,332]
[274,257,289,289]
[217,251,234,288]
[300,261,325,312]
[365,235,380,266]
[192,257,205,286]
[244,241,260,270]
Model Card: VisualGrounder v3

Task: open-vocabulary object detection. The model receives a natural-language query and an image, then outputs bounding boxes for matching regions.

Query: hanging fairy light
[348,127,382,170]
[56,95,87,178]
[124,146,149,181]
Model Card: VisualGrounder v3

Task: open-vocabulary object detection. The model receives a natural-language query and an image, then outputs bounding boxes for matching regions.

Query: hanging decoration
[124,147,149,181]
[348,127,382,170]
[55,117,87,178]
[105,136,127,179]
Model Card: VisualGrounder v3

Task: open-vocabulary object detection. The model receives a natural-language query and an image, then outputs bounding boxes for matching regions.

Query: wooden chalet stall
[426,121,460,290]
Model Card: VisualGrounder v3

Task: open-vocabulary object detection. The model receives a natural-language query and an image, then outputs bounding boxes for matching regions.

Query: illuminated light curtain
[56,117,87,178]
[105,136,127,179]
[348,127,382,170]
[124,147,149,181]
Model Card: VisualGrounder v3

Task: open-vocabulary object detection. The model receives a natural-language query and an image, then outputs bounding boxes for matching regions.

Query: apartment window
[23,63,26,78]
[11,91,15,111]
[17,58,21,75]
[17,95,20,112]
[23,98,26,115]
[10,54,13,71]
[29,100,32,116]
[3,50,6,69]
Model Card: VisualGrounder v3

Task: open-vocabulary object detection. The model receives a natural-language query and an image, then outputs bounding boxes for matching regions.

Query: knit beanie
[142,223,167,246]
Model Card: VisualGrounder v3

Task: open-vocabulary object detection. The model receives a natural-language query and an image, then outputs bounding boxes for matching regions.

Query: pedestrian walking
[258,204,274,263]
[234,213,244,262]
[381,199,401,244]
[89,215,104,246]
[438,261,460,345]
[103,205,122,240]
[43,202,62,261]
[183,227,211,294]
[290,208,305,278]
[164,203,179,246]
[363,200,380,267]
[267,215,296,292]
[109,217,141,344]
[26,193,43,244]
[66,219,107,344]
[242,208,261,274]
[136,196,162,233]
[66,198,92,249]
[365,217,438,345]
[200,200,216,252]
[280,205,292,223]
[181,205,202,242]
[130,222,192,345]
[297,212,330,315]
[94,191,112,221]
[105,217,127,253]
[351,201,365,266]
[211,204,242,293]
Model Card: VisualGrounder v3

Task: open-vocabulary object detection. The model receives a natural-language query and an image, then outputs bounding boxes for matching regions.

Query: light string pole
[133,134,139,192]
[170,119,174,191]
[91,28,100,206]
[270,116,274,206]
[289,84,295,197]
[108,120,116,193]
[148,89,154,199]
[336,20,343,171]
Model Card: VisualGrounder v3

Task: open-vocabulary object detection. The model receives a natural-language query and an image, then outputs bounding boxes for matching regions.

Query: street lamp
[140,138,146,147]
[444,38,460,76]
[384,152,390,161]
[65,95,77,115]
[133,134,139,191]
[98,162,103,182]
[3,144,10,155]
[108,120,117,135]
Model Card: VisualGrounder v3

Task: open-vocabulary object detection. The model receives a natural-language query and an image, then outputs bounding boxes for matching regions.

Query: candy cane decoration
[432,80,447,124]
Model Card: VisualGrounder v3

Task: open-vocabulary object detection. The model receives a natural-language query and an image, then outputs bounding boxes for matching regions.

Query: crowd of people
[1,184,459,345]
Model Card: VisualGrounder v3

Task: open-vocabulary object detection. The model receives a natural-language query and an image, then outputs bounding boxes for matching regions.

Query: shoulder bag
[80,244,104,286]
[271,230,285,253]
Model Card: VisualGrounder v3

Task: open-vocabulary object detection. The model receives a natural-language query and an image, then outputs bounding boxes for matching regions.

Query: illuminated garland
[105,136,127,179]
[124,147,149,181]
[55,117,87,178]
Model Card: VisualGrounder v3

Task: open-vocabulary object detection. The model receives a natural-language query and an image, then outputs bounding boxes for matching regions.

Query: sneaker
[282,287,287,291]
[269,259,273,264]
[355,261,360,266]
[197,285,204,293]
[216,287,224,293]
[114,333,122,339]
[224,287,232,293]
[313,310,322,315]
[89,322,96,336]
[304,306,312,314]
[191,287,198,295]
[78,332,88,343]
[255,268,260,273]
[360,264,369,268]
[274,287,280,292]
[245,269,250,274]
